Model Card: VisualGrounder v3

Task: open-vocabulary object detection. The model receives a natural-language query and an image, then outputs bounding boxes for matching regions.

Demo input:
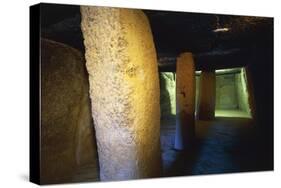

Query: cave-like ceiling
[40,3,273,71]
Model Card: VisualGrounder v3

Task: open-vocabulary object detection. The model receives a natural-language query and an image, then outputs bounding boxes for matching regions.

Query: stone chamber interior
[160,67,252,119]
[38,3,273,184]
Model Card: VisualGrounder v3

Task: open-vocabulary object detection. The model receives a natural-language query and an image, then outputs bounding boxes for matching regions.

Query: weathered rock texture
[235,68,252,116]
[216,74,239,110]
[197,70,216,120]
[80,6,162,181]
[174,53,196,150]
[159,72,176,118]
[244,67,256,119]
[41,39,98,184]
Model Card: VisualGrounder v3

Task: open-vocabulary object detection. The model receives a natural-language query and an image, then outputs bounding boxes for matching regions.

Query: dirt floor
[161,116,272,177]
[72,114,272,183]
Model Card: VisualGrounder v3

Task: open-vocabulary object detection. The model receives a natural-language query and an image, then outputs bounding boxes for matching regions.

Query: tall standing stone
[197,70,216,120]
[41,39,98,184]
[80,6,162,181]
[174,53,196,150]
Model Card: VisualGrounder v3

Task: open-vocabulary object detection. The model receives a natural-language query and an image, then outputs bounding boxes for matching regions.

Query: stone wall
[235,69,251,115]
[163,71,253,117]
[159,72,176,119]
[41,38,98,184]
[216,74,239,110]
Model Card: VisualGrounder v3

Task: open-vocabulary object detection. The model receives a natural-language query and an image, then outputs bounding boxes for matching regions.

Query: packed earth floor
[161,116,270,177]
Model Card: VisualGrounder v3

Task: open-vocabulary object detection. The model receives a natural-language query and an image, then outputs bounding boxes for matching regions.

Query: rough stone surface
[41,39,98,184]
[80,6,162,181]
[159,72,176,119]
[212,69,252,116]
[216,74,239,110]
[244,67,256,120]
[235,69,252,116]
[197,70,216,120]
[174,53,195,150]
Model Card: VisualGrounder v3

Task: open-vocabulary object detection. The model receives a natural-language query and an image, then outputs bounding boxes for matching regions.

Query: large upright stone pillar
[174,53,195,150]
[80,6,162,181]
[197,70,216,120]
[41,39,98,184]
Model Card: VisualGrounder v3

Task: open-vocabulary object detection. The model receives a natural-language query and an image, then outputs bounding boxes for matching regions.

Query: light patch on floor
[215,110,252,118]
